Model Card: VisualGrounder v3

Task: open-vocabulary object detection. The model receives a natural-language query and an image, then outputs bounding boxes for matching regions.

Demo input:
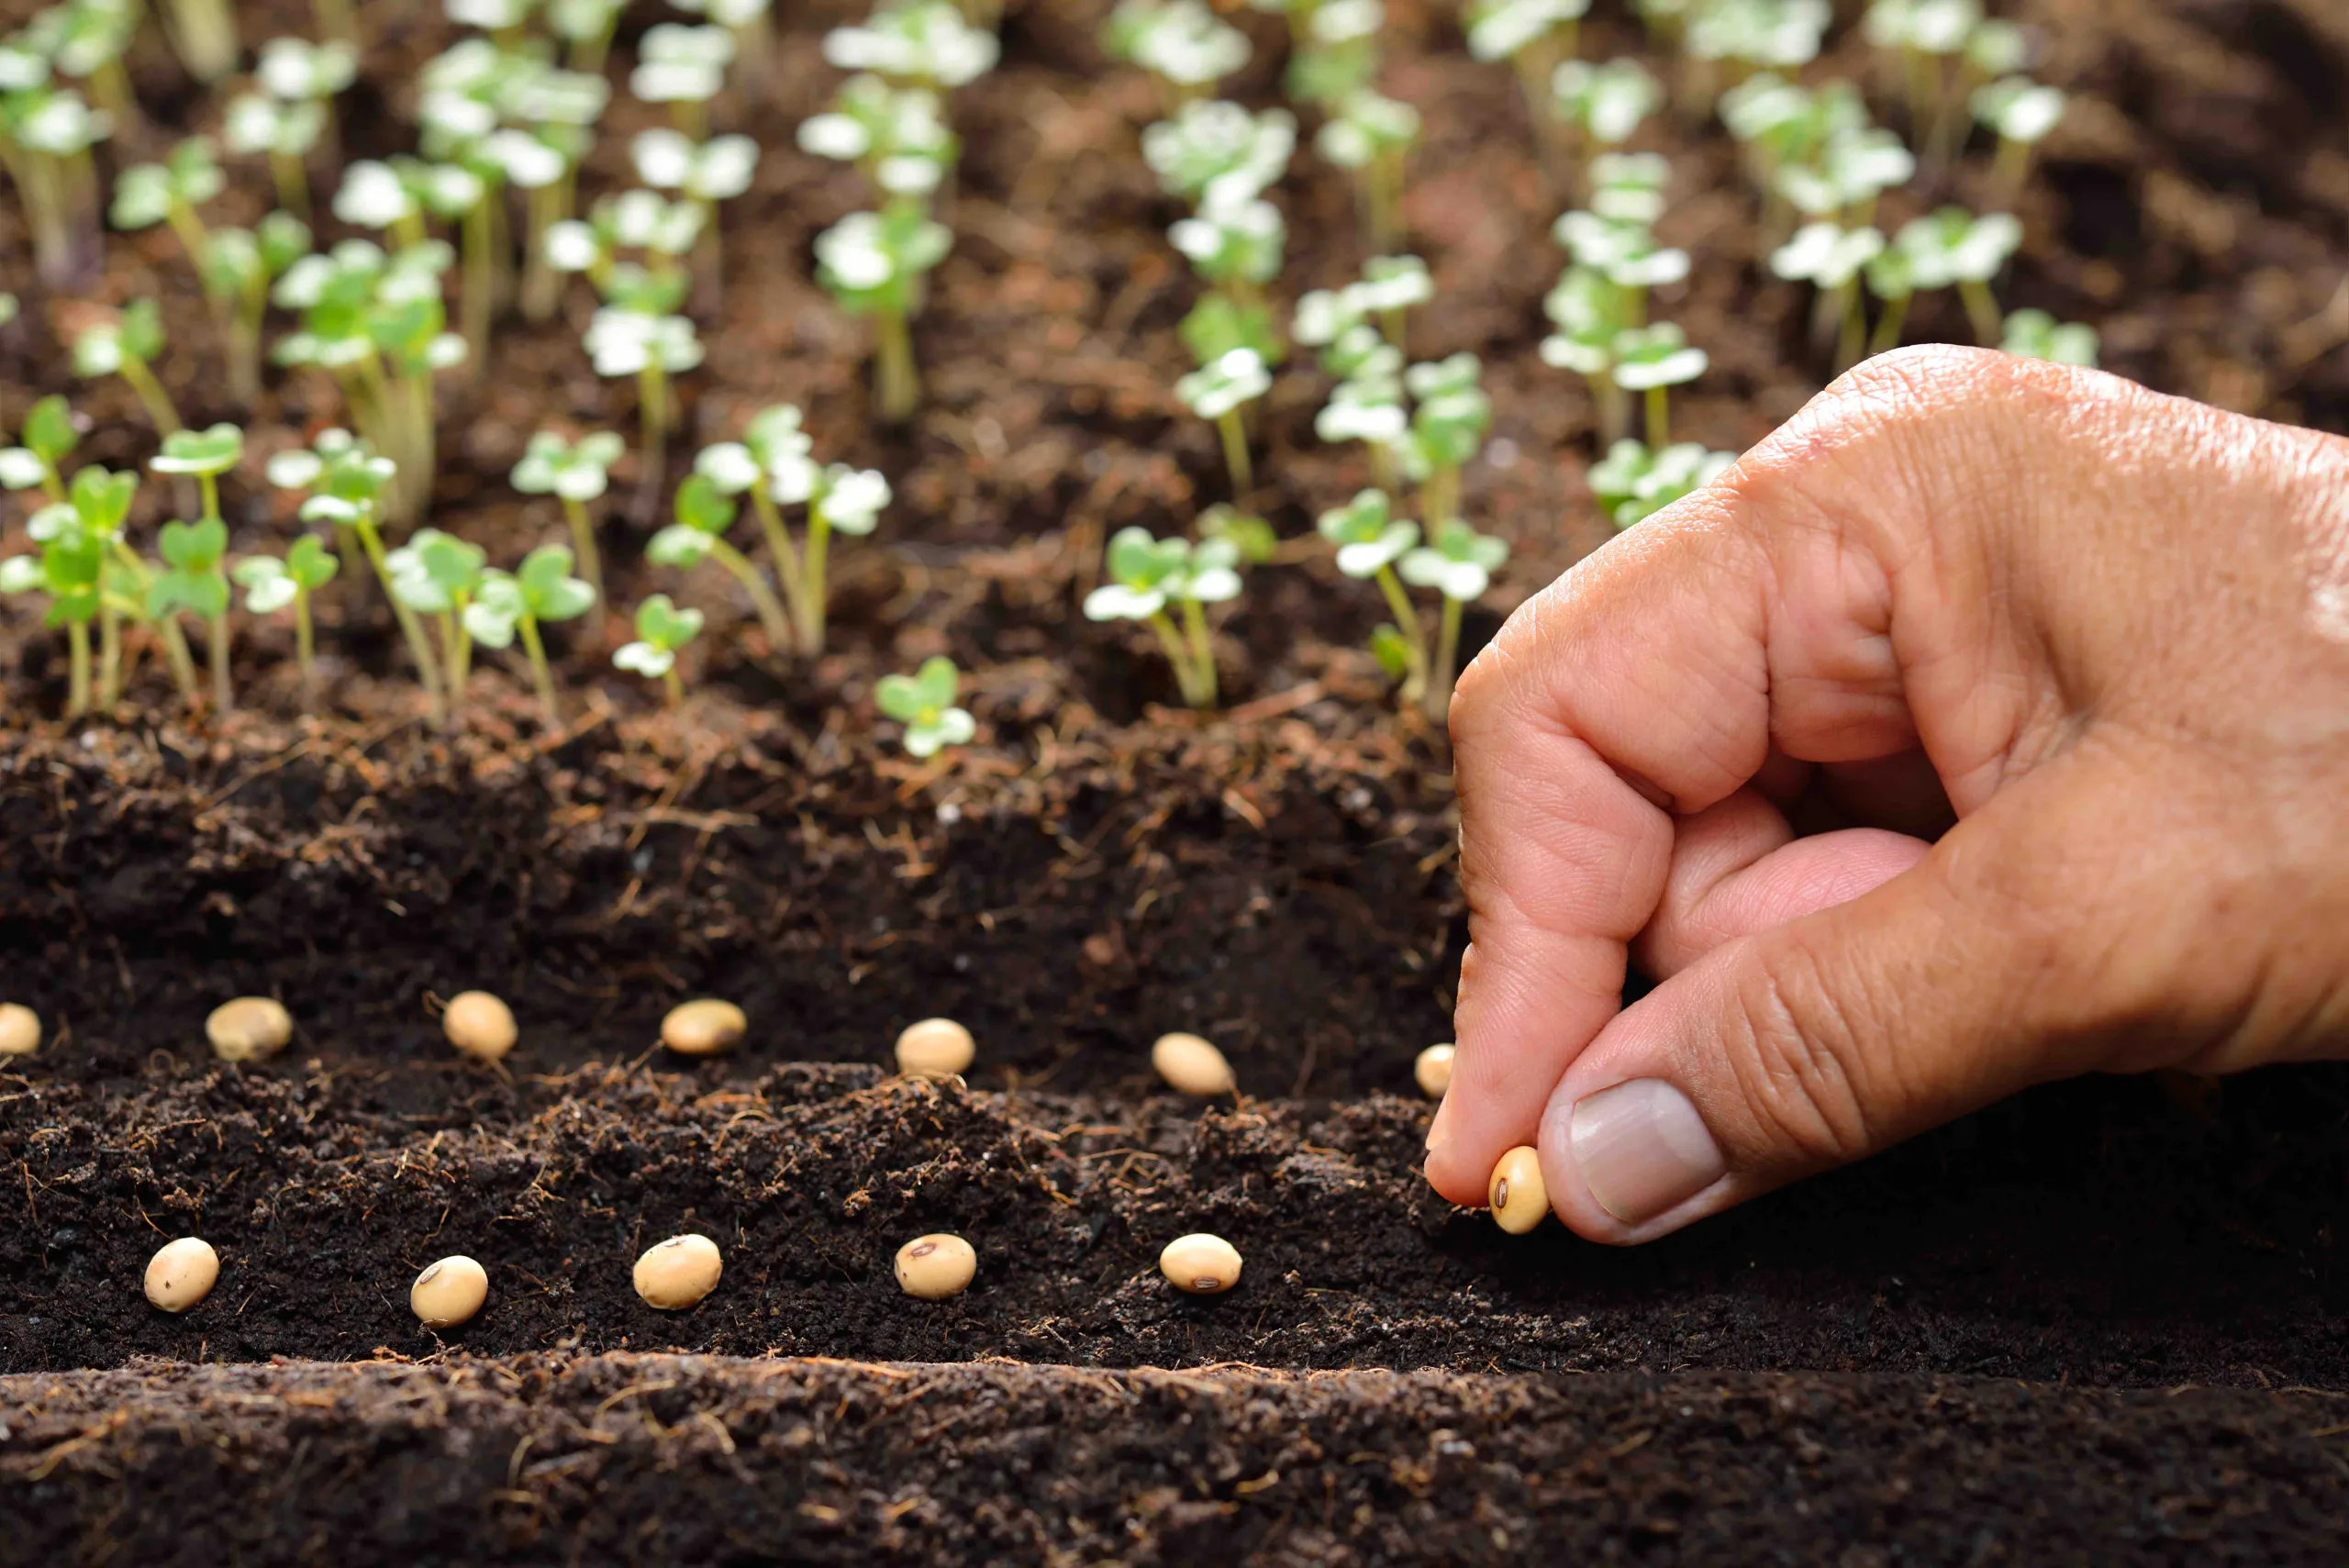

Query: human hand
[1425,346,2349,1242]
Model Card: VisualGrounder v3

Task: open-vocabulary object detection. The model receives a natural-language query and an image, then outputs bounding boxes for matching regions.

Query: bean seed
[634,1232,722,1309]
[0,1003,39,1056]
[1159,1232,1242,1295]
[410,1255,488,1329]
[443,991,517,1061]
[206,996,292,1062]
[1415,1043,1455,1098]
[1151,1032,1235,1096]
[894,1233,977,1299]
[896,1017,974,1078]
[144,1237,219,1313]
[662,999,746,1057]
[1488,1146,1548,1235]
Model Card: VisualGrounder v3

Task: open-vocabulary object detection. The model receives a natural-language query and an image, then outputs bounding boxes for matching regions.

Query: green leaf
[518,543,596,621]
[463,574,523,648]
[874,672,926,723]
[23,395,78,465]
[911,654,959,710]
[121,299,166,361]
[151,422,245,477]
[159,517,228,570]
[674,473,737,535]
[633,592,704,651]
[71,466,137,535]
[1199,505,1276,564]
[285,534,340,590]
[233,556,298,615]
[1369,622,1414,679]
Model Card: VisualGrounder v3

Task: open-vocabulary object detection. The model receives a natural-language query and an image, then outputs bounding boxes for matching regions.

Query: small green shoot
[1587,438,1736,528]
[1175,348,1272,496]
[1,394,80,503]
[149,517,232,711]
[1083,526,1241,708]
[614,594,703,705]
[1397,517,1508,719]
[385,527,490,706]
[1317,89,1419,250]
[511,429,624,606]
[465,543,597,727]
[1772,219,1886,369]
[823,0,1001,92]
[649,473,796,657]
[2001,308,2098,367]
[815,206,952,423]
[1317,487,1426,703]
[1972,75,2064,198]
[234,535,338,708]
[876,655,975,757]
[1103,0,1251,105]
[72,301,181,435]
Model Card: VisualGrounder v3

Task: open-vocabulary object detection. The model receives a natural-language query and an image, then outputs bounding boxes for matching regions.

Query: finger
[1633,789,1931,979]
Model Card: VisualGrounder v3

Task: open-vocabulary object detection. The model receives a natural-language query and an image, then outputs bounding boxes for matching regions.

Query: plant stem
[521,183,562,322]
[351,517,448,723]
[662,667,684,707]
[1835,284,1867,373]
[748,489,809,646]
[1425,595,1464,723]
[1147,610,1207,707]
[1994,137,2031,203]
[1374,564,1429,705]
[707,536,796,656]
[1870,293,1911,358]
[161,615,203,706]
[562,496,604,607]
[1216,409,1252,496]
[164,0,239,83]
[120,355,184,435]
[1370,439,1401,496]
[313,0,357,47]
[462,199,494,375]
[639,362,669,476]
[1590,375,1629,445]
[207,610,231,712]
[1423,463,1460,530]
[66,620,91,717]
[874,307,918,424]
[1181,593,1218,707]
[440,606,473,703]
[797,512,831,657]
[518,611,559,728]
[1644,385,1669,448]
[96,606,120,707]
[294,589,316,712]
[198,473,220,524]
[1960,279,2003,346]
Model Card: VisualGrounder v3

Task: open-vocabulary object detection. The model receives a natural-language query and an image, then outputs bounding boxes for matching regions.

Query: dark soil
[6,0,2349,1557]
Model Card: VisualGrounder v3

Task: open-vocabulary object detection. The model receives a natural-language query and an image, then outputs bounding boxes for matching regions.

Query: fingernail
[1568,1079,1726,1227]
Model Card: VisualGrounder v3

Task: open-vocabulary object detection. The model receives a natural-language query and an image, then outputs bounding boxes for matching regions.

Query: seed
[206,996,292,1062]
[410,1254,489,1329]
[144,1237,219,1313]
[1151,1032,1235,1096]
[1488,1146,1548,1235]
[662,999,746,1057]
[896,1017,974,1078]
[894,1233,977,1299]
[633,1232,722,1309]
[0,1003,39,1056]
[443,991,518,1061]
[1159,1232,1242,1295]
[1415,1043,1456,1098]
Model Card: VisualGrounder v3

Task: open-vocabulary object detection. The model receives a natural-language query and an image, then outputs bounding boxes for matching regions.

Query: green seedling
[1397,518,1507,720]
[1772,219,1886,369]
[464,543,596,726]
[633,128,757,276]
[72,300,181,435]
[1353,253,1432,348]
[1315,370,1408,492]
[1590,151,1670,223]
[1775,125,1914,229]
[28,0,139,128]
[1170,195,1286,321]
[670,0,774,92]
[815,206,952,424]
[1318,487,1427,703]
[150,421,243,528]
[0,472,112,715]
[111,136,225,285]
[877,655,975,758]
[649,473,796,656]
[227,38,358,216]
[233,534,338,709]
[1280,0,1382,106]
[1179,292,1282,377]
[781,460,890,656]
[1144,99,1295,212]
[1,394,81,503]
[268,428,446,719]
[1199,503,1277,564]
[584,283,703,482]
[31,463,181,708]
[550,0,628,74]
[385,528,490,706]
[1609,323,1707,448]
[1972,75,2064,196]
[1587,437,1735,528]
[156,0,239,82]
[1864,0,1981,152]
[511,429,623,605]
[1553,208,1690,321]
[1318,89,1419,250]
[0,61,114,287]
[1687,0,1830,76]
[1175,348,1272,496]
[547,188,705,295]
[1083,525,1241,708]
[149,517,231,711]
[1893,205,2021,343]
[797,74,958,204]
[500,67,612,322]
[1551,58,1661,168]
[614,594,702,705]
[630,24,734,138]
[1465,0,1589,160]
[198,211,312,403]
[2000,307,2098,367]
[1400,353,1489,530]
[1103,0,1251,105]
[824,0,1000,91]
[1540,264,1635,442]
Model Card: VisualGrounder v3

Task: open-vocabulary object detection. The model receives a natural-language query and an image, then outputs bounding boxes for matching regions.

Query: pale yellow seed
[206,996,292,1062]
[443,991,518,1061]
[144,1237,219,1313]
[633,1232,722,1309]
[410,1254,489,1329]
[894,1233,977,1300]
[896,1017,974,1078]
[1488,1145,1548,1235]
[662,999,746,1057]
[1415,1043,1456,1099]
[1151,1032,1235,1096]
[0,1003,40,1057]
[1159,1232,1242,1295]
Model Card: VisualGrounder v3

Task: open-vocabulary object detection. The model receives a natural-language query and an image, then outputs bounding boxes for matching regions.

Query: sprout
[511,429,623,603]
[1865,0,1984,146]
[814,206,952,423]
[648,473,796,655]
[224,91,327,217]
[1283,0,1383,106]
[148,517,232,711]
[1687,0,1831,74]
[72,301,181,435]
[2000,308,2098,368]
[1317,90,1419,250]
[332,158,423,243]
[385,527,491,704]
[1587,438,1735,529]
[1540,264,1636,442]
[550,0,628,74]
[584,289,703,479]
[1972,75,2064,195]
[1143,100,1295,211]
[1397,517,1508,718]
[0,72,114,287]
[1315,370,1408,491]
[1198,503,1277,564]
[233,535,338,708]
[823,0,1000,91]
[158,0,239,83]
[632,128,757,275]
[31,0,138,127]
[796,74,957,202]
[1317,488,1428,703]
[1589,151,1671,223]
[198,210,313,403]
[1169,195,1286,306]
[670,0,774,92]
[0,472,110,715]
[1,394,81,504]
[1892,205,2021,343]
[1401,353,1489,528]
[465,543,596,726]
[1771,219,1886,369]
[1083,526,1241,708]
[1551,58,1662,151]
[614,594,704,705]
[1174,347,1272,495]
[1553,208,1689,313]
[877,656,974,757]
[630,24,735,136]
[1102,0,1251,103]
[1775,126,1915,228]
[1178,293,1282,375]
[1609,323,1708,448]
[1466,0,1589,160]
[111,138,225,292]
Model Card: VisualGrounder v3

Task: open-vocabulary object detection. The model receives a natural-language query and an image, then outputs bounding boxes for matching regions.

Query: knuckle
[1713,935,1884,1168]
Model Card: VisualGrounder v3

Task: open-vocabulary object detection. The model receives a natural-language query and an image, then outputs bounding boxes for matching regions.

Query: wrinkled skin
[1427,346,2349,1242]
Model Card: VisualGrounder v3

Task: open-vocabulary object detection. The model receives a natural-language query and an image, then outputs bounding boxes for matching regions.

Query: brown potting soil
[6,0,2349,1559]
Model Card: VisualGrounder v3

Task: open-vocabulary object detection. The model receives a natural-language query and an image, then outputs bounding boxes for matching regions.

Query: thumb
[1535,749,2188,1244]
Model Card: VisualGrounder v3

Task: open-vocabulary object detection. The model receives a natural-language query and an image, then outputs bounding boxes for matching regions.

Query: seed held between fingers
[896,1017,974,1078]
[0,1003,40,1056]
[206,996,292,1062]
[443,992,518,1060]
[1160,1232,1243,1295]
[1151,1032,1235,1096]
[1415,1043,1455,1098]
[662,999,746,1057]
[895,1233,978,1299]
[410,1255,489,1328]
[1488,1146,1548,1234]
[634,1233,723,1309]
[144,1237,219,1313]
